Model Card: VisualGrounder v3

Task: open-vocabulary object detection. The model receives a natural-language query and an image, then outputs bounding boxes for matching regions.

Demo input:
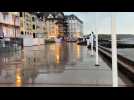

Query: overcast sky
[64,12,134,35]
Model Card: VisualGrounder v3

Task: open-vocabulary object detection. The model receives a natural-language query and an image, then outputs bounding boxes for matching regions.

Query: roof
[65,14,83,24]
[55,20,64,24]
[37,12,64,19]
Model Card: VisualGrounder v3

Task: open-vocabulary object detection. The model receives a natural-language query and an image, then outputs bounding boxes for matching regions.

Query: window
[32,17,35,21]
[33,33,36,38]
[48,14,53,18]
[33,25,35,29]
[0,31,4,39]
[21,31,24,35]
[3,14,6,20]
[20,22,23,27]
[20,12,23,17]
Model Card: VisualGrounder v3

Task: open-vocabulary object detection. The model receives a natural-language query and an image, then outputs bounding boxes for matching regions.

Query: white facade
[36,18,45,38]
[32,17,45,46]
[66,15,83,38]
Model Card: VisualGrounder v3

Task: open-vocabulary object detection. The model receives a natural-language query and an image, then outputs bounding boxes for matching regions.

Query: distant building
[20,12,35,38]
[20,12,45,46]
[31,13,37,38]
[0,12,20,39]
[65,14,83,38]
[36,17,45,38]
[42,12,66,39]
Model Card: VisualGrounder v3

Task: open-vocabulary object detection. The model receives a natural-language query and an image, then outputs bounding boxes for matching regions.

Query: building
[31,13,37,38]
[20,12,46,46]
[65,14,83,38]
[20,12,33,38]
[42,12,66,39]
[33,15,46,45]
[0,12,20,39]
[20,12,33,46]
[36,16,45,38]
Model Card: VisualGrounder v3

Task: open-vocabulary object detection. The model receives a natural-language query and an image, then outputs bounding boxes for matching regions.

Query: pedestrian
[83,37,85,42]
[86,37,90,50]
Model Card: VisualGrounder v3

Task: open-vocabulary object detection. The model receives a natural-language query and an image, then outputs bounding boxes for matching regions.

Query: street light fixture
[14,16,17,38]
[12,12,19,49]
[111,12,118,87]
[91,31,94,56]
[95,12,99,66]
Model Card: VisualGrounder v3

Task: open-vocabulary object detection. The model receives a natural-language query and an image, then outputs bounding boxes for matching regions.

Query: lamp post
[91,31,94,56]
[111,12,118,87]
[14,15,17,38]
[95,12,99,66]
[12,12,18,48]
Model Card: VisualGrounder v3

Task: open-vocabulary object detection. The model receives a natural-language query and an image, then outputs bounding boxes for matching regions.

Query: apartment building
[31,13,37,38]
[0,12,20,39]
[20,12,46,46]
[36,16,45,38]
[65,14,83,38]
[20,12,33,38]
[43,12,65,39]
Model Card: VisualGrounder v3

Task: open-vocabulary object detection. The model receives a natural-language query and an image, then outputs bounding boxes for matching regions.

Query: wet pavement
[0,43,131,87]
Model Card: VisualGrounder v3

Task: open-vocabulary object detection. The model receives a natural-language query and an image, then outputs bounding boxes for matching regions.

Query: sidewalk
[24,46,129,87]
[0,44,132,87]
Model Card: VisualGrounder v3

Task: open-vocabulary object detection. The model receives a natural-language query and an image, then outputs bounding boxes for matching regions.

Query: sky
[64,12,134,35]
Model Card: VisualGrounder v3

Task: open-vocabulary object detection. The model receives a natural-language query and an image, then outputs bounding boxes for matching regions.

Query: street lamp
[91,31,94,56]
[14,15,17,38]
[95,12,99,66]
[111,12,118,87]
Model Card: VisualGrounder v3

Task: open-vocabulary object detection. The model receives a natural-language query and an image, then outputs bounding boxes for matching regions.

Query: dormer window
[55,13,63,18]
[47,14,53,18]
[32,17,35,21]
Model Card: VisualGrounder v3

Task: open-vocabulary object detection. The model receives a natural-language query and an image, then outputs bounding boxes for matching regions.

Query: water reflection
[55,43,61,64]
[0,43,83,86]
[76,45,80,59]
[16,67,22,87]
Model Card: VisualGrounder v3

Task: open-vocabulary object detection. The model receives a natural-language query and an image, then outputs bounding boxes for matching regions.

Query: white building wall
[67,17,83,38]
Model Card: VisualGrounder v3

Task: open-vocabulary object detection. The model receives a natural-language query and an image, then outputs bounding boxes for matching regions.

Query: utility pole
[111,12,118,87]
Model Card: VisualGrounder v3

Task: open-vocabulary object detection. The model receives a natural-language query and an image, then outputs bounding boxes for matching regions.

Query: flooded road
[0,43,129,87]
